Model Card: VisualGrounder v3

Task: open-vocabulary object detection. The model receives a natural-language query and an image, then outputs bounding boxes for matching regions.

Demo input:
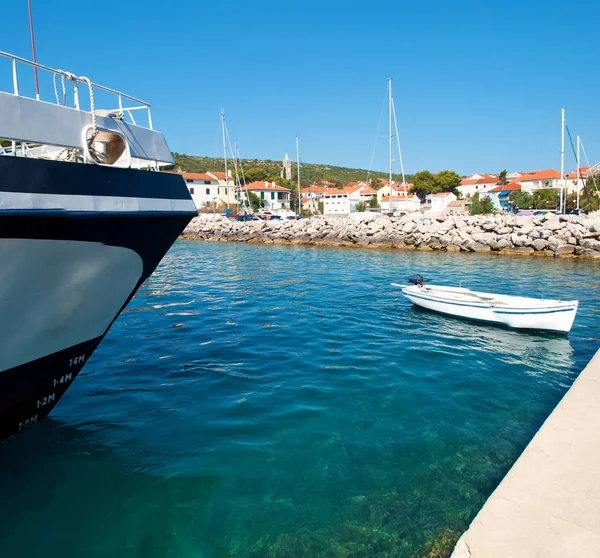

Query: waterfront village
[168,154,600,219]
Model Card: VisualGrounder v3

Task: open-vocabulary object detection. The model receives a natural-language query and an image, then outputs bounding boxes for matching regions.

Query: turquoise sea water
[1,241,599,557]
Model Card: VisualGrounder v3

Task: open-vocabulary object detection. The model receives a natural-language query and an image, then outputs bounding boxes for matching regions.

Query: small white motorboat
[392,275,578,334]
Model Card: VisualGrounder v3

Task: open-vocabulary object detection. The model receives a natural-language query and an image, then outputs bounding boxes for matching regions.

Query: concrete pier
[452,349,600,557]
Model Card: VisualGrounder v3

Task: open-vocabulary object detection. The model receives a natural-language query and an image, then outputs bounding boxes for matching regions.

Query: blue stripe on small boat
[403,291,576,314]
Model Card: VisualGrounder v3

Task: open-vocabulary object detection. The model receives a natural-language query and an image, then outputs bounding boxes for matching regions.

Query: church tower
[281,153,292,181]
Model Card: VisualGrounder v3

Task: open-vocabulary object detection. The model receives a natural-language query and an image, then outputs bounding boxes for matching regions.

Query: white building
[487,183,522,212]
[170,172,219,212]
[423,192,457,215]
[564,167,591,197]
[322,184,376,215]
[458,174,498,198]
[323,188,352,215]
[518,169,562,193]
[376,182,412,204]
[301,185,328,200]
[245,181,291,210]
[207,171,236,208]
[380,194,421,213]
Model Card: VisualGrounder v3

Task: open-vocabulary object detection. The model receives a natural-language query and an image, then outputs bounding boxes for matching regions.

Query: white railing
[0,50,153,130]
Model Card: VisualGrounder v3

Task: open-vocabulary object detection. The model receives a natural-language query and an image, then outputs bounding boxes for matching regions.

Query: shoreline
[180,213,600,260]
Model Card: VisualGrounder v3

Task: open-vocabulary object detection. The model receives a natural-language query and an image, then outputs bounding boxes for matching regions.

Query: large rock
[581,249,600,259]
[513,246,535,254]
[518,223,535,236]
[471,232,496,245]
[511,233,532,247]
[543,217,562,231]
[466,241,491,252]
[371,231,389,243]
[555,245,575,256]
[492,238,513,251]
[580,238,600,251]
[402,221,418,234]
[532,238,549,251]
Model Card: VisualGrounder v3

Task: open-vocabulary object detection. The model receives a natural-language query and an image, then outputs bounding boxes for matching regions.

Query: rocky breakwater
[181,213,600,259]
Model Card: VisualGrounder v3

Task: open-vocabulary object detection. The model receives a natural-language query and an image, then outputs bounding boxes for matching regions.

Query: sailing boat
[382,78,415,215]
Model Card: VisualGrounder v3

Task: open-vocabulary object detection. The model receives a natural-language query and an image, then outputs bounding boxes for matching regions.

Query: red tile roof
[301,186,328,193]
[245,181,291,192]
[207,171,233,179]
[166,171,217,181]
[489,183,522,192]
[460,174,498,186]
[519,169,561,181]
[381,195,420,201]
[567,167,591,177]
[430,192,456,197]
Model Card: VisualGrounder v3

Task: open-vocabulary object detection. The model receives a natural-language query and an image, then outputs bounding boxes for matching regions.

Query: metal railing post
[73,81,80,109]
[147,106,153,130]
[12,58,19,95]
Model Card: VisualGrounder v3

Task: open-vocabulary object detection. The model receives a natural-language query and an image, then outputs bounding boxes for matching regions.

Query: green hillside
[172,152,415,188]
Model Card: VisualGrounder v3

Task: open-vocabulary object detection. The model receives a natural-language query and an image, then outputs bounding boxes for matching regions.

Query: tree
[564,178,600,212]
[412,170,437,200]
[368,195,379,209]
[497,170,508,186]
[244,167,270,183]
[532,189,559,210]
[509,191,533,210]
[355,201,366,212]
[247,192,261,212]
[434,170,461,194]
[317,200,324,215]
[470,193,494,215]
[371,177,383,190]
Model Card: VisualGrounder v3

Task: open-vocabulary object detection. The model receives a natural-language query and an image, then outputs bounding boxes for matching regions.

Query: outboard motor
[408,273,425,286]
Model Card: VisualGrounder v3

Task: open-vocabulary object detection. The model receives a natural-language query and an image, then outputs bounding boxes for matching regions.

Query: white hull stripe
[0,191,197,213]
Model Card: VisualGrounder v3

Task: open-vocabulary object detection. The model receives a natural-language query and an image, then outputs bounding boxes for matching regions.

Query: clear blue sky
[1,0,599,176]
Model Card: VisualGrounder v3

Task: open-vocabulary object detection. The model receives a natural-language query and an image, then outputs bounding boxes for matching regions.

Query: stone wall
[181,213,600,259]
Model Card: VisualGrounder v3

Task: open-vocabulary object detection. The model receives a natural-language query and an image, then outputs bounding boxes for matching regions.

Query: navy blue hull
[0,156,196,442]
[0,337,103,441]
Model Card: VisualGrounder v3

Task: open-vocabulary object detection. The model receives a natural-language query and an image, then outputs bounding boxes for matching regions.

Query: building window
[206,188,210,195]
[186,179,193,183]
[260,192,264,200]
[189,187,195,195]
[204,181,211,185]
[271,192,275,200]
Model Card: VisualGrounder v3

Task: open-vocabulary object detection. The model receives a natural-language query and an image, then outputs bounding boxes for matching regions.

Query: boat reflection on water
[407,305,574,373]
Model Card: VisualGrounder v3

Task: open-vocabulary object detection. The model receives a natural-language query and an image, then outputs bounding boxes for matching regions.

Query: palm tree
[497,170,508,186]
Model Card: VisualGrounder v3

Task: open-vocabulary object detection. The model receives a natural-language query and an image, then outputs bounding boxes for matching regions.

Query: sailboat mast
[577,135,581,211]
[296,135,301,217]
[560,108,565,214]
[388,78,393,211]
[220,110,229,209]
[233,139,240,208]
